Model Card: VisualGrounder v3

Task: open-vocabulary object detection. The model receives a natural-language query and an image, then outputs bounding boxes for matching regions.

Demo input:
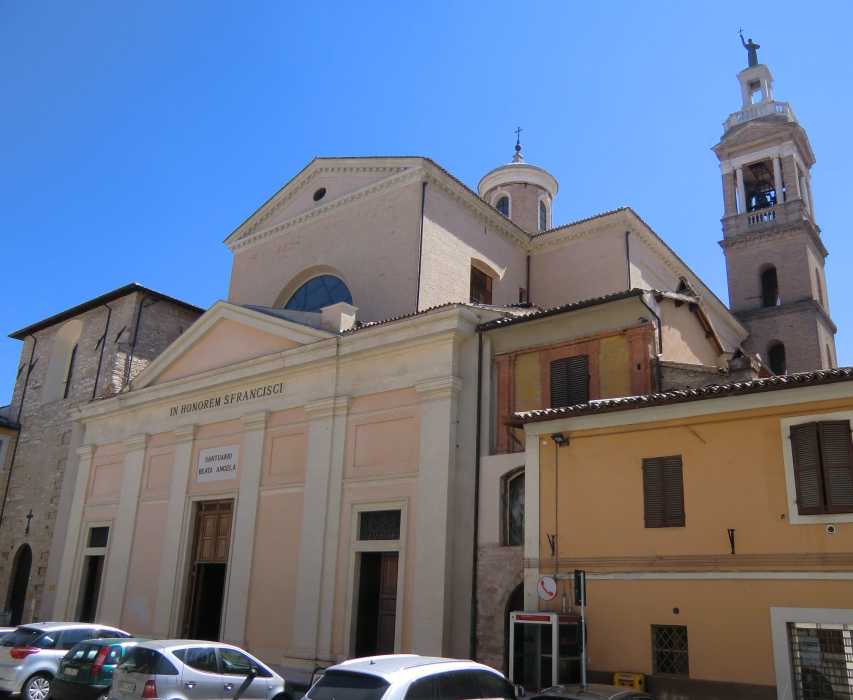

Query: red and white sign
[537,576,557,601]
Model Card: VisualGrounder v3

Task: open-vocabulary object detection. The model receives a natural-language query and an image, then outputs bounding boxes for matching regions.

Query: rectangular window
[790,420,853,515]
[642,456,685,528]
[88,526,109,548]
[788,622,853,699]
[550,356,589,407]
[359,510,401,541]
[470,267,493,305]
[652,625,689,677]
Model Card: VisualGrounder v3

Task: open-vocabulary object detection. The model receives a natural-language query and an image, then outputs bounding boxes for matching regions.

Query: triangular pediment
[131,302,334,389]
[224,157,423,249]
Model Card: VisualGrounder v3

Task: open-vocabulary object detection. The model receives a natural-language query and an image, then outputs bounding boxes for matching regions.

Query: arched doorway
[7,545,31,626]
[503,583,525,673]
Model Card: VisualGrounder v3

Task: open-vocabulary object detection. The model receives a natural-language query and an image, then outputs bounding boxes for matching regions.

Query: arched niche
[6,544,31,626]
[42,320,83,404]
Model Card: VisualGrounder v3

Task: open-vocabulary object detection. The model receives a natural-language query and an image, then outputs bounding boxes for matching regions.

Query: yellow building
[510,369,853,700]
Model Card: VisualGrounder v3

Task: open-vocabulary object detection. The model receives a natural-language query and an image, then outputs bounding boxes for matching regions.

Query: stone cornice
[304,396,351,419]
[736,298,837,334]
[415,376,463,402]
[240,411,269,431]
[123,434,149,451]
[77,445,95,461]
[526,552,853,572]
[172,425,197,443]
[719,222,828,258]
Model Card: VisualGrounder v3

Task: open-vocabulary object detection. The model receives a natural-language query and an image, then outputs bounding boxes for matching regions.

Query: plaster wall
[659,303,722,367]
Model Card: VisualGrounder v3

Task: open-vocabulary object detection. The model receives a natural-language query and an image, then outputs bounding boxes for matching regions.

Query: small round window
[285,275,352,313]
[313,187,327,202]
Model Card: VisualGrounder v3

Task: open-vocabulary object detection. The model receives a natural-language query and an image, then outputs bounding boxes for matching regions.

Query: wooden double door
[354,552,398,657]
[182,500,233,640]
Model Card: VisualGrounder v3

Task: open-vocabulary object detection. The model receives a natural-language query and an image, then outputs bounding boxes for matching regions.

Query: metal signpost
[574,569,587,690]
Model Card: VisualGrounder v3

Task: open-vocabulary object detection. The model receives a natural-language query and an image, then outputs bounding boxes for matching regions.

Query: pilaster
[53,444,95,620]
[100,434,149,626]
[411,376,462,656]
[523,433,541,611]
[222,411,268,646]
[152,424,196,637]
[288,396,351,665]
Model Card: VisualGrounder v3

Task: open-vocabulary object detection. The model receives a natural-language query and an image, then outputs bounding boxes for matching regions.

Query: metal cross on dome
[515,126,523,145]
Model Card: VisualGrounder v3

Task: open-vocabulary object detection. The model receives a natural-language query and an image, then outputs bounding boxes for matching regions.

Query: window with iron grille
[550,355,589,407]
[88,526,109,549]
[789,623,853,699]
[470,267,493,305]
[652,625,689,677]
[790,420,853,515]
[359,510,401,541]
[642,456,685,528]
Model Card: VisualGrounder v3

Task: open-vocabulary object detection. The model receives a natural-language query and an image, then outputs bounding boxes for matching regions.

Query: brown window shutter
[568,355,590,405]
[662,456,685,526]
[550,359,569,407]
[817,420,853,513]
[642,458,664,528]
[790,422,825,515]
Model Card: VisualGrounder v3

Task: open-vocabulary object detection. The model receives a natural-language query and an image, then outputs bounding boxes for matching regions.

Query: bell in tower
[713,38,837,374]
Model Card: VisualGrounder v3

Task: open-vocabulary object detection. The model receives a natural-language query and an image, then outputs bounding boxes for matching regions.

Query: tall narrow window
[815,267,824,306]
[642,456,685,528]
[495,196,509,217]
[790,421,853,515]
[63,344,78,399]
[505,471,525,546]
[550,356,589,407]
[761,267,779,308]
[769,343,786,375]
[539,200,547,231]
[470,267,493,305]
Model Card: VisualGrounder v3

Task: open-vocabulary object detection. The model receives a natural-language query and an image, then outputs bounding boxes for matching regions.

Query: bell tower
[713,42,837,373]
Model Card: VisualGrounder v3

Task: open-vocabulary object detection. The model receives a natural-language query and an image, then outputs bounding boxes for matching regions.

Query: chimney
[321,302,358,333]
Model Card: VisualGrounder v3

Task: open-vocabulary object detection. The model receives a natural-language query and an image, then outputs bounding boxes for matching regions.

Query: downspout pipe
[526,254,531,303]
[469,330,484,660]
[639,293,664,392]
[0,335,38,530]
[624,231,631,291]
[415,181,428,311]
[91,304,113,401]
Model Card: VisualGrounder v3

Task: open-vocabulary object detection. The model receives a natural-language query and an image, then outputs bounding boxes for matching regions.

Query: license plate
[118,681,136,693]
[65,668,78,677]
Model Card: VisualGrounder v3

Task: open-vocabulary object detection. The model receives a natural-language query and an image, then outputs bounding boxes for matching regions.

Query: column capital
[76,445,95,460]
[173,424,197,443]
[415,376,463,402]
[305,396,351,419]
[124,434,148,451]
[241,411,269,431]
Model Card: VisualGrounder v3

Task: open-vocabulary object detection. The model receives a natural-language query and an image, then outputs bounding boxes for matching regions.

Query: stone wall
[0,291,201,622]
[476,543,523,672]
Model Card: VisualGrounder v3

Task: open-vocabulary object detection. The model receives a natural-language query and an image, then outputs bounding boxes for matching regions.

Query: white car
[0,623,129,700]
[306,655,523,700]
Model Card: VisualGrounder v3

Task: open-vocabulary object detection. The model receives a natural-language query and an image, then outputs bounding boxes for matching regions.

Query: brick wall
[476,543,523,672]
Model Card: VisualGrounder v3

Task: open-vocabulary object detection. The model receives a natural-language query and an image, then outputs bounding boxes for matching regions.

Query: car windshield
[307,671,390,700]
[0,629,52,648]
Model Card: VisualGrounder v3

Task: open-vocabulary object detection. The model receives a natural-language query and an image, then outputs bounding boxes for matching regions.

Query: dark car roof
[534,687,652,700]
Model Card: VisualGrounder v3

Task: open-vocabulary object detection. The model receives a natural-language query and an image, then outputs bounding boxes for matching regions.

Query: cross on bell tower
[713,40,837,373]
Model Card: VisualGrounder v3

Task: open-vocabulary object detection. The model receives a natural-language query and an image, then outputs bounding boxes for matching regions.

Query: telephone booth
[508,612,582,691]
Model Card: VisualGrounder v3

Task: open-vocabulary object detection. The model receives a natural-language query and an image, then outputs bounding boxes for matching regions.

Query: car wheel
[23,674,52,700]
[96,691,109,700]
[272,693,293,700]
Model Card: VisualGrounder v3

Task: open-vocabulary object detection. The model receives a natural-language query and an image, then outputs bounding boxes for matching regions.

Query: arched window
[769,343,787,375]
[284,275,352,313]
[6,544,31,626]
[504,470,525,546]
[42,320,83,404]
[827,344,833,368]
[761,267,779,308]
[495,196,510,217]
[539,200,547,232]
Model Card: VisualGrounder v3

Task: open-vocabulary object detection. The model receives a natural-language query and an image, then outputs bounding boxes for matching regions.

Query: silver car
[108,641,292,700]
[0,623,129,700]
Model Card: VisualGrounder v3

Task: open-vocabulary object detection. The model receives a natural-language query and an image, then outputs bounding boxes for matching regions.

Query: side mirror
[248,668,258,679]
[515,684,525,698]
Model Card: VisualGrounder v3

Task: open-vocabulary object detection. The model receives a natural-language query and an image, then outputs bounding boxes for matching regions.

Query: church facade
[41,47,839,696]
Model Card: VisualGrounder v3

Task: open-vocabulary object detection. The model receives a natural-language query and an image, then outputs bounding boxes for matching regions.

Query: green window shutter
[550,355,589,408]
[818,420,853,513]
[642,458,664,528]
[662,456,685,527]
[790,422,825,515]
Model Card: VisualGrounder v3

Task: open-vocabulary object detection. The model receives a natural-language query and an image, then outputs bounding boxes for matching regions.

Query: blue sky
[2,1,852,403]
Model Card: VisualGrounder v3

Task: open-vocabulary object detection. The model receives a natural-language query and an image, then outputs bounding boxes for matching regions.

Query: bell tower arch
[713,43,836,372]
